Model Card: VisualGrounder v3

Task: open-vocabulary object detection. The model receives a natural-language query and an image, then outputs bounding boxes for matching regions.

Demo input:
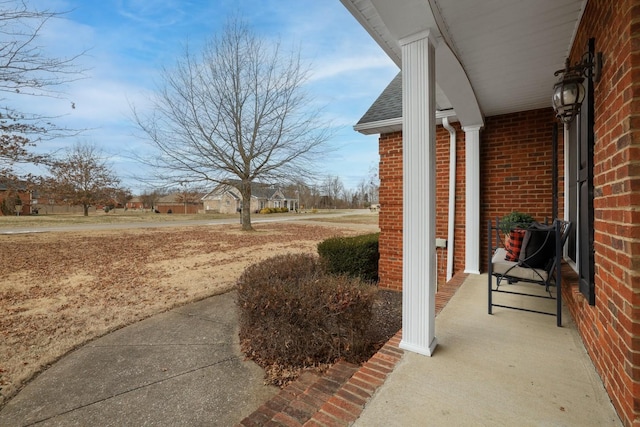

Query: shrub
[258,207,289,214]
[0,199,11,216]
[499,211,535,235]
[317,233,379,282]
[236,254,377,381]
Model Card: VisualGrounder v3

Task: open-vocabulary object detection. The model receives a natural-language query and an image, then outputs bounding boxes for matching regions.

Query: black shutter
[578,38,596,305]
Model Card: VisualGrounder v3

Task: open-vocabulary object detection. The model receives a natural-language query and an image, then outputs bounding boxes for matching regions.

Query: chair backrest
[518,219,571,272]
[489,218,572,267]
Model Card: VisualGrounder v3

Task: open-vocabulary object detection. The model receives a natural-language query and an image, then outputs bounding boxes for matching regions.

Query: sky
[14,0,399,194]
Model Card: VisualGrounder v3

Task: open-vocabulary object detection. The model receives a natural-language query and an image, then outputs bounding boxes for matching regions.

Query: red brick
[341,382,373,400]
[319,401,358,423]
[347,376,379,394]
[305,411,345,427]
[327,396,361,414]
[351,371,384,388]
[334,388,367,407]
[283,400,316,424]
[272,412,303,427]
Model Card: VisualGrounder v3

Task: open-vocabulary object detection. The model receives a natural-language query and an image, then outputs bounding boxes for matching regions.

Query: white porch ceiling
[341,0,587,120]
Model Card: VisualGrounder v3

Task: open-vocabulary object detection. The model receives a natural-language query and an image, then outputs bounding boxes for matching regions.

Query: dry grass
[0,219,378,407]
[302,213,379,225]
[0,209,372,228]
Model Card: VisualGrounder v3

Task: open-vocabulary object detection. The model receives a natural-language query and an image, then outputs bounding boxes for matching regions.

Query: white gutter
[353,110,457,135]
[442,117,456,282]
[354,117,403,135]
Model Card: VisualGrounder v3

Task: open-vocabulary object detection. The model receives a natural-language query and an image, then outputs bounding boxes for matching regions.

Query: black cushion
[519,223,555,269]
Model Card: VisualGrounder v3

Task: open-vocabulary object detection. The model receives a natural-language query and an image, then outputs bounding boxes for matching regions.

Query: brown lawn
[0,219,379,407]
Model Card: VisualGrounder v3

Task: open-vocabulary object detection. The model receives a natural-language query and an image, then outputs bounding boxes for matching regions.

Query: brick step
[237,361,360,427]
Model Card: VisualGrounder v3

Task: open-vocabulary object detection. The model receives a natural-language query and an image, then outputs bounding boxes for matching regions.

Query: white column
[399,30,437,356]
[463,125,482,274]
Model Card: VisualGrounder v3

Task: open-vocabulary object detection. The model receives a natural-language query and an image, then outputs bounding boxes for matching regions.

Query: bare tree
[108,187,133,211]
[355,178,368,208]
[139,189,163,212]
[0,1,85,183]
[367,164,380,205]
[321,175,344,208]
[174,183,202,214]
[46,143,125,216]
[133,18,330,230]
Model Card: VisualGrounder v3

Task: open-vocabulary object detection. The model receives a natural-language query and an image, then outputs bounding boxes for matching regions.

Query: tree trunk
[240,181,253,231]
[83,204,89,216]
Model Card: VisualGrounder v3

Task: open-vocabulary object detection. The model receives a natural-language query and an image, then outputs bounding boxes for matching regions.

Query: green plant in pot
[499,211,534,236]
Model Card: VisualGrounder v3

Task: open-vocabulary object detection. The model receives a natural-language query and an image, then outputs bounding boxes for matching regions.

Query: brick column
[399,30,438,356]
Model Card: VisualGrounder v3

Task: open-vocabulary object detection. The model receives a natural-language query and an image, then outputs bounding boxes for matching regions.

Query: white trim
[338,0,401,66]
[442,117,456,282]
[399,29,439,47]
[462,125,482,274]
[354,118,403,134]
[566,1,589,59]
[563,122,580,274]
[353,110,458,135]
[400,339,438,357]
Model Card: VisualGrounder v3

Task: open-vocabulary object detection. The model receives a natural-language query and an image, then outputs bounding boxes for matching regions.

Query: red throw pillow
[504,228,526,261]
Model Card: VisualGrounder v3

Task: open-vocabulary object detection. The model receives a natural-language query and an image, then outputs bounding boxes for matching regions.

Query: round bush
[237,254,377,371]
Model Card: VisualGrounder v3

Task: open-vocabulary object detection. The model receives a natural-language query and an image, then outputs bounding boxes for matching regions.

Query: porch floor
[353,273,622,426]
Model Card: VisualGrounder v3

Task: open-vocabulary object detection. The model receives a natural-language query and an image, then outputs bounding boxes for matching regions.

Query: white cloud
[308,55,396,82]
[115,0,191,27]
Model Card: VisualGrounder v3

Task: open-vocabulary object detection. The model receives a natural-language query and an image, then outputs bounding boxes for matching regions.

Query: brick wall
[560,1,640,425]
[378,124,467,290]
[479,108,562,265]
[378,110,559,292]
[378,132,403,290]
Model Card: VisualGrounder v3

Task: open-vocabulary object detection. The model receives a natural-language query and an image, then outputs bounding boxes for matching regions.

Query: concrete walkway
[0,291,278,426]
[354,274,622,426]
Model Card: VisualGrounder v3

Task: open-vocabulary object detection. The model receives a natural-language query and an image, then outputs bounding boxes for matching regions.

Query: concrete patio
[353,273,622,426]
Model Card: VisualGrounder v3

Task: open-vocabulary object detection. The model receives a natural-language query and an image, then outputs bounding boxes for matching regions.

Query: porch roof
[343,0,587,132]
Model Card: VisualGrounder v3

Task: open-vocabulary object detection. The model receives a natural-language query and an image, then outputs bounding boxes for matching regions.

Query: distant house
[155,192,204,214]
[31,191,86,215]
[202,182,299,214]
[0,181,32,215]
[126,197,144,210]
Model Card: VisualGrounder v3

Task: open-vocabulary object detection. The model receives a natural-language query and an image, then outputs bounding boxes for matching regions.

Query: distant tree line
[135,170,380,213]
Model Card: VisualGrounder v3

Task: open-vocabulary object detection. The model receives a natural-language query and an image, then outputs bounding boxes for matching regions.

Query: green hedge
[317,233,379,283]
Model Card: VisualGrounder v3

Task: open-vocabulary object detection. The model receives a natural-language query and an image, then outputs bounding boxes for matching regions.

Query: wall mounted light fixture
[552,51,602,123]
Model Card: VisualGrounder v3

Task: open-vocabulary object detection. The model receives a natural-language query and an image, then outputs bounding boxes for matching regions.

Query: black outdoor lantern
[552,52,602,123]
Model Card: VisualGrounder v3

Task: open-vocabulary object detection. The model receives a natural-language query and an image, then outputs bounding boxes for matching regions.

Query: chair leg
[488,274,493,314]
[556,278,562,327]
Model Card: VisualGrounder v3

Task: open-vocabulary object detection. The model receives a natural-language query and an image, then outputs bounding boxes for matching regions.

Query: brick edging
[303,332,404,426]
[240,272,468,427]
[304,272,468,426]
